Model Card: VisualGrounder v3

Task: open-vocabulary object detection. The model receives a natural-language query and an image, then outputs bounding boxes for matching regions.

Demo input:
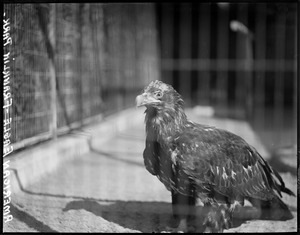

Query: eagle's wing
[143,139,175,191]
[143,139,160,175]
[171,123,282,201]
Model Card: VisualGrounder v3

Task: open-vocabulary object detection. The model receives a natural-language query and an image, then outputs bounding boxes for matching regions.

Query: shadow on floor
[9,203,57,232]
[9,163,296,233]
[63,199,171,232]
[62,199,274,233]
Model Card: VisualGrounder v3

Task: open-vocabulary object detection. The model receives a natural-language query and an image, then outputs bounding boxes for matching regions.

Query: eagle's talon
[164,227,194,233]
[160,225,184,233]
[159,218,191,233]
[203,206,231,233]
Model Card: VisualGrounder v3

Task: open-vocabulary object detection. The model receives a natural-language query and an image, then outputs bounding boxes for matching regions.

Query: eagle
[136,80,295,233]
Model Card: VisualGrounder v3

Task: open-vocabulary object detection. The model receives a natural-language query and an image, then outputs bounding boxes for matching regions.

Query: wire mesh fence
[4,3,160,150]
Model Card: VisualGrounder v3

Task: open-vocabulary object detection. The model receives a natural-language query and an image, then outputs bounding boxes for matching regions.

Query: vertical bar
[49,3,57,139]
[254,4,266,131]
[130,4,137,107]
[245,26,254,121]
[235,3,248,119]
[28,5,33,138]
[120,5,126,109]
[274,11,286,145]
[106,4,122,114]
[94,5,105,114]
[122,4,136,109]
[178,3,192,106]
[161,3,174,86]
[116,5,122,112]
[198,3,211,105]
[293,8,297,149]
[77,4,83,125]
[216,5,229,116]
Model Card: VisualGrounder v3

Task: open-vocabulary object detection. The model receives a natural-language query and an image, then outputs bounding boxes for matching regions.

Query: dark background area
[4,2,297,154]
[156,2,297,152]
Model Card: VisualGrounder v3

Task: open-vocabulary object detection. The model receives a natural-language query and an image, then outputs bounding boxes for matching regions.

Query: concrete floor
[3,108,297,232]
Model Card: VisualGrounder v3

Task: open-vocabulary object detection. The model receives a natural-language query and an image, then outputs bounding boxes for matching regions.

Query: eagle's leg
[163,190,196,232]
[172,190,196,225]
[202,202,233,233]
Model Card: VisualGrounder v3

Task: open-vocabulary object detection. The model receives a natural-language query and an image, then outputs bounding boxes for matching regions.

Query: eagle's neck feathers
[145,106,187,143]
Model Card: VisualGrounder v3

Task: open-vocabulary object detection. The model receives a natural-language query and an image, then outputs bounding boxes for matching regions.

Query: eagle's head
[136,80,184,111]
[136,80,187,138]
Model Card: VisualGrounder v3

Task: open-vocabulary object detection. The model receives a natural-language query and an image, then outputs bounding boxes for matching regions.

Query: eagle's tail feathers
[256,150,295,197]
[266,196,294,220]
[272,169,296,197]
[249,196,294,221]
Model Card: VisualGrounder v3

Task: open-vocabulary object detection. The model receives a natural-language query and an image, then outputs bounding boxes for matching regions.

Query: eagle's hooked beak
[136,93,161,107]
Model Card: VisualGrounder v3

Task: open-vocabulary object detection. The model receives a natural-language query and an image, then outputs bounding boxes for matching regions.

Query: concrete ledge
[7,107,143,196]
[6,106,269,197]
[7,135,90,195]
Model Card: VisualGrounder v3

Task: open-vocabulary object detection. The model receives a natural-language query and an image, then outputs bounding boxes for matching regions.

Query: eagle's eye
[154,90,163,99]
